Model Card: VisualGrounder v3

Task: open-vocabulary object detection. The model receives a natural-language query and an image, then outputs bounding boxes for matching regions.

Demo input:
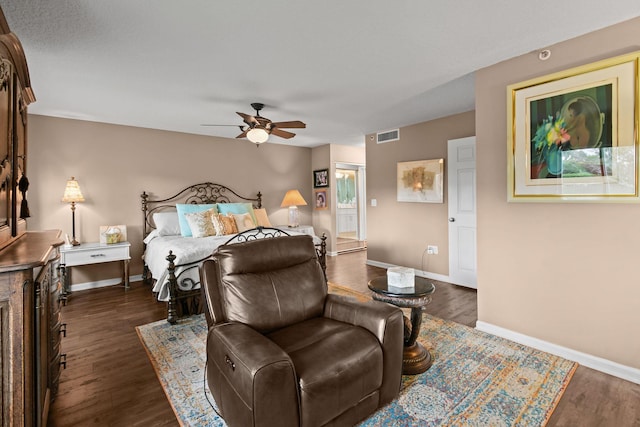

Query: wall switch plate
[427,245,438,255]
[371,198,377,207]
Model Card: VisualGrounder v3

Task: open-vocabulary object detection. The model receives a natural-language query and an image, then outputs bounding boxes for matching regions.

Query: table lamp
[280,189,307,228]
[61,176,85,245]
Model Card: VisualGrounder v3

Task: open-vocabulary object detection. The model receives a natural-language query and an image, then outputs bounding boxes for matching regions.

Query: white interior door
[448,136,477,288]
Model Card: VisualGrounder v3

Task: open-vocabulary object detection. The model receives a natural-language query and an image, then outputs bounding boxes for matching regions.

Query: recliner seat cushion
[268,317,383,427]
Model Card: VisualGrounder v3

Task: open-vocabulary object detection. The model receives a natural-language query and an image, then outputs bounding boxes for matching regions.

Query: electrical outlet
[427,245,438,255]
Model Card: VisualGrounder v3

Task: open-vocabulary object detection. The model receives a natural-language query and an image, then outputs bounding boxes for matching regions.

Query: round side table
[368,276,436,375]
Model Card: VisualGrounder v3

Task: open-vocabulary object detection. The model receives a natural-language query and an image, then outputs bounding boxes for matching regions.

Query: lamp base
[288,206,299,228]
[70,203,81,246]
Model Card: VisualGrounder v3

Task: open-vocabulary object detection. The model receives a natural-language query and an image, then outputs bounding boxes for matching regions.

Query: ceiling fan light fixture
[247,127,269,144]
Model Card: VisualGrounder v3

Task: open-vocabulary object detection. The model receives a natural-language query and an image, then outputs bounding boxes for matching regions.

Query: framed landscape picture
[507,51,640,202]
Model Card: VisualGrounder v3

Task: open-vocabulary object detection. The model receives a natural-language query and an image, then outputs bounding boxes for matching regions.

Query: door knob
[449,218,455,222]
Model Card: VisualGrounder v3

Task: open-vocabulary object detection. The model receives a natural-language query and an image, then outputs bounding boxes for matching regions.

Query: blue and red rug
[137,284,576,426]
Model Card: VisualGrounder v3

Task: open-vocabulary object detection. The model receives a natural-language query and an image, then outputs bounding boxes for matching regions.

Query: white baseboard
[366,259,452,283]
[476,321,640,385]
[70,274,143,292]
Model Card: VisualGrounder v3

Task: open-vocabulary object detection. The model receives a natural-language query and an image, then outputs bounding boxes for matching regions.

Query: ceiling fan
[202,103,306,145]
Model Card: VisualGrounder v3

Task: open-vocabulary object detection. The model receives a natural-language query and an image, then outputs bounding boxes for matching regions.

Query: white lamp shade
[247,127,269,144]
[61,177,85,203]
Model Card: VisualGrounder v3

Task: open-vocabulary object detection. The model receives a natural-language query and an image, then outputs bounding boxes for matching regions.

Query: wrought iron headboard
[141,181,262,241]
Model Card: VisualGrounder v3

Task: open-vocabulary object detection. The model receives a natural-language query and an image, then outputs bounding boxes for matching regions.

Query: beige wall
[476,17,640,368]
[26,115,312,284]
[365,111,475,275]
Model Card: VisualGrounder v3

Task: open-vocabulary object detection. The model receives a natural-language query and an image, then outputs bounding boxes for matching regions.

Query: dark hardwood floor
[48,282,176,426]
[49,250,640,426]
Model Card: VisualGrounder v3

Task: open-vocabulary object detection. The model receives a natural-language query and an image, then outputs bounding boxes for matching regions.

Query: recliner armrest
[207,323,300,427]
[324,294,402,344]
[323,294,404,405]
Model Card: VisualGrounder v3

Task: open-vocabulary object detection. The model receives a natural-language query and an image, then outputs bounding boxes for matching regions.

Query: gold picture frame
[507,51,640,202]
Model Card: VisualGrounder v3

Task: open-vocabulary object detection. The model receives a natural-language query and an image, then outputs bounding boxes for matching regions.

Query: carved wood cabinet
[0,6,35,252]
[0,7,54,425]
[0,230,65,426]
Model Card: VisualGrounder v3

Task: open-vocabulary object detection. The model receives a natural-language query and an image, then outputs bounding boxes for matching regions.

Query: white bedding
[144,229,320,301]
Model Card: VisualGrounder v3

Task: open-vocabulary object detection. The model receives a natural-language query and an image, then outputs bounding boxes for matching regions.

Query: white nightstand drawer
[61,243,130,267]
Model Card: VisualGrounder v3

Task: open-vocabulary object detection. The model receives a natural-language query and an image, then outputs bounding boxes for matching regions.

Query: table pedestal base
[369,284,436,376]
[403,342,432,375]
[369,276,436,375]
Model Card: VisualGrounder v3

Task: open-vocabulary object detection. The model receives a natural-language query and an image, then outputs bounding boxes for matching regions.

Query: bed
[141,182,327,324]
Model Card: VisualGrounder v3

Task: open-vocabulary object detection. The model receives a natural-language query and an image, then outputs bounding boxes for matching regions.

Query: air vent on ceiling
[376,129,399,144]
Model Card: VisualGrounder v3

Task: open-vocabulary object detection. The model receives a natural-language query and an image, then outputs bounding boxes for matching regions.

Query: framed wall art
[313,169,329,188]
[397,159,444,203]
[314,189,328,210]
[507,51,640,202]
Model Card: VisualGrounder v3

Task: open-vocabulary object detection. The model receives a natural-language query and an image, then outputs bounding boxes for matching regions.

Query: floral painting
[397,159,444,203]
[508,51,639,202]
[529,85,612,180]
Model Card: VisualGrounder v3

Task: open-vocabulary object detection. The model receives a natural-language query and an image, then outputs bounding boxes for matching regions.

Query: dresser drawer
[61,245,130,267]
[50,320,64,351]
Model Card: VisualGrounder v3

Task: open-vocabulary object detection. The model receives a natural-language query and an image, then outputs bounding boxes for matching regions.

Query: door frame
[335,162,366,243]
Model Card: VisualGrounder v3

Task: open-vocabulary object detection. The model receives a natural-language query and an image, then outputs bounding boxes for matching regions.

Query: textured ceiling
[2,1,640,147]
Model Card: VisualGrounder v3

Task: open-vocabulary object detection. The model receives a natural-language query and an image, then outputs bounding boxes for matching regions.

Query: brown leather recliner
[199,235,404,427]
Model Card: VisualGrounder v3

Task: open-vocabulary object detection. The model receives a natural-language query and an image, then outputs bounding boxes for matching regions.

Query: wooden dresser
[0,230,65,426]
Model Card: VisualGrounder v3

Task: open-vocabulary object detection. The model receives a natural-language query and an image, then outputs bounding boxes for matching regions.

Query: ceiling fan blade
[236,130,248,139]
[236,112,258,126]
[271,120,306,129]
[271,128,296,139]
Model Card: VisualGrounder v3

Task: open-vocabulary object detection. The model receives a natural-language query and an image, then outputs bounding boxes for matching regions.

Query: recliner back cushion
[214,235,327,333]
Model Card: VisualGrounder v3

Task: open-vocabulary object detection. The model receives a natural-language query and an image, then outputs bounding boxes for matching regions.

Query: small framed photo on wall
[313,169,329,188]
[314,189,328,210]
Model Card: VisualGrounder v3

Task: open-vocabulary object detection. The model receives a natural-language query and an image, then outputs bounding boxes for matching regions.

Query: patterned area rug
[137,283,577,426]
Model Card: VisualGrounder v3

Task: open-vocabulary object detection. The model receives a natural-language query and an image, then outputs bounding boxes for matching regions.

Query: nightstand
[275,225,315,236]
[60,241,131,296]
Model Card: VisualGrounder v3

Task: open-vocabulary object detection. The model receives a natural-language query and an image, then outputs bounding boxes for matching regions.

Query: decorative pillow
[216,203,257,226]
[253,208,272,227]
[153,212,181,236]
[212,213,238,236]
[231,212,256,232]
[184,208,217,238]
[176,204,218,237]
